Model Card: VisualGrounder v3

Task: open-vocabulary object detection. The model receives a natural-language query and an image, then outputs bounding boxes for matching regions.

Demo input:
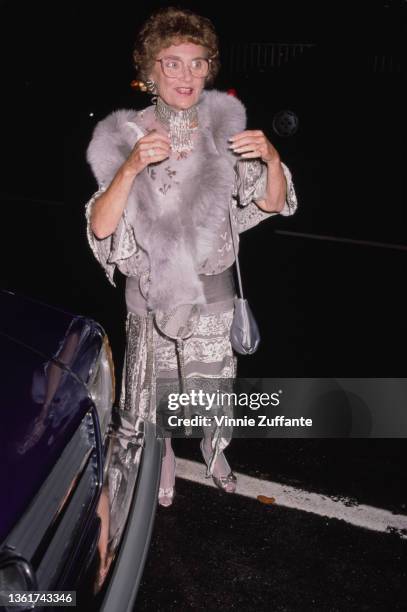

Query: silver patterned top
[84,157,298,288]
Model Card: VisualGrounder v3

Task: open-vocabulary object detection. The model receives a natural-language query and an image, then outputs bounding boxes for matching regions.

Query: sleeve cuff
[84,185,138,287]
[235,159,298,216]
[278,162,298,216]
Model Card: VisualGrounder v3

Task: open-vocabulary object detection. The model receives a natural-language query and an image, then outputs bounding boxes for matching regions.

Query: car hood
[0,290,104,542]
[0,290,98,357]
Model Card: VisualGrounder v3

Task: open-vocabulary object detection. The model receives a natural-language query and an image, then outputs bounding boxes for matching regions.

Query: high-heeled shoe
[158,452,176,507]
[200,439,237,493]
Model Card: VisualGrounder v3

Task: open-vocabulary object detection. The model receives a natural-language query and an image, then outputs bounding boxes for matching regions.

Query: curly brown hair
[133,6,220,87]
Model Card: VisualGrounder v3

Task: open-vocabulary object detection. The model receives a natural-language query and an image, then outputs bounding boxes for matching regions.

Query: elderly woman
[85,7,297,507]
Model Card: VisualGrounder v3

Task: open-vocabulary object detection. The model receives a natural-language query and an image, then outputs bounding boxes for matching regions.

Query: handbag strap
[228,200,244,300]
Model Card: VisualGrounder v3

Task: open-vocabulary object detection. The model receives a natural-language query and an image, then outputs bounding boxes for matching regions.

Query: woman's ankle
[160,438,176,489]
[201,438,231,479]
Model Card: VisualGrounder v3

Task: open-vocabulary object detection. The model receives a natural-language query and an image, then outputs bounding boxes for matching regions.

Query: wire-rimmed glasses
[156,56,212,78]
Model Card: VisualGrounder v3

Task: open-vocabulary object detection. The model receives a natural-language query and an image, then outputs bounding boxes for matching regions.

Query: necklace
[155,96,198,153]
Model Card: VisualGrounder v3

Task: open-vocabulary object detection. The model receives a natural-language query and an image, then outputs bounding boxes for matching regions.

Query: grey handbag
[228,202,261,355]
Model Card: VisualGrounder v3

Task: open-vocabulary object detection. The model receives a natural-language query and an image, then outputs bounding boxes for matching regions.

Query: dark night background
[0,0,404,379]
[0,2,406,609]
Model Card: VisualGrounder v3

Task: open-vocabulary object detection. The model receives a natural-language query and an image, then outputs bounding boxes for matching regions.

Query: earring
[145,79,158,104]
[145,79,156,93]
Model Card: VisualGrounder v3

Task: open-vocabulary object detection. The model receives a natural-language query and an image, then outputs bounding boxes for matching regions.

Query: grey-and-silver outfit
[85,89,298,479]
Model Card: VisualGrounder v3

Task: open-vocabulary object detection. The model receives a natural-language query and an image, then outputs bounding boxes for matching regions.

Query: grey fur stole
[87,89,246,311]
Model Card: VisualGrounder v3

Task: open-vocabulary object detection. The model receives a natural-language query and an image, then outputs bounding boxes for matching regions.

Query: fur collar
[87,90,246,312]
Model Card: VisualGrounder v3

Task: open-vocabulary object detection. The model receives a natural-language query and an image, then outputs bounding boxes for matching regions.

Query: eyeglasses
[155,56,212,78]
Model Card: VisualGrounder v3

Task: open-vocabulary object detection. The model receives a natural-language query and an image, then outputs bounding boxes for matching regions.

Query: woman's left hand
[228,130,280,164]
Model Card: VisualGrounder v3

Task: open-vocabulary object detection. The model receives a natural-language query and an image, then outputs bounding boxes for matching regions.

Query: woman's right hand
[122,129,171,176]
[89,131,171,239]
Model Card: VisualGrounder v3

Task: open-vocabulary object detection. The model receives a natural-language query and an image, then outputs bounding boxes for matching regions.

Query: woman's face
[149,41,209,110]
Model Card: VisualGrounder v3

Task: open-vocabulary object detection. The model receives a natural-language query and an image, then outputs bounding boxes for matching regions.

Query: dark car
[0,289,162,611]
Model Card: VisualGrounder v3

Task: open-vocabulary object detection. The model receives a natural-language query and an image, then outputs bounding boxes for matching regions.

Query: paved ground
[135,440,406,611]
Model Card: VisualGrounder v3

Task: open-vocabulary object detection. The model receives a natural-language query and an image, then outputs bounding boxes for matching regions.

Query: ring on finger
[147,148,155,157]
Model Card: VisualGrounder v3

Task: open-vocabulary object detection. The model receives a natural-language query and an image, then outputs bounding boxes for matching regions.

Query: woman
[85,7,298,507]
